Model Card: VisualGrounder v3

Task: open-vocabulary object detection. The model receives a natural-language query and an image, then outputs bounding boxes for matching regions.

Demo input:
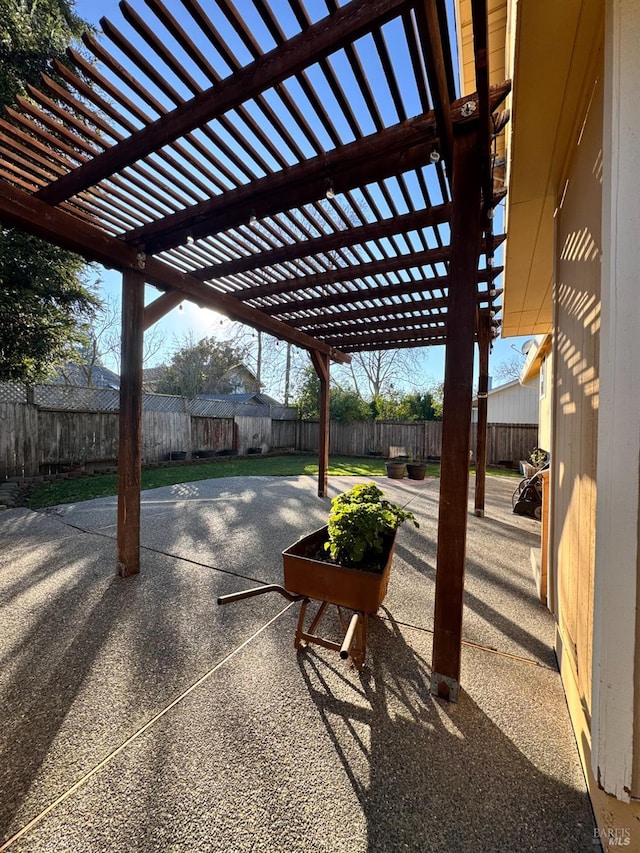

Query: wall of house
[487,379,539,424]
[551,51,602,739]
[537,350,553,452]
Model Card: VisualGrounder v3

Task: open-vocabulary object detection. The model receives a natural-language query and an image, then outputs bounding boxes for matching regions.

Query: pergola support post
[310,350,330,498]
[430,122,483,702]
[474,310,492,516]
[117,268,145,577]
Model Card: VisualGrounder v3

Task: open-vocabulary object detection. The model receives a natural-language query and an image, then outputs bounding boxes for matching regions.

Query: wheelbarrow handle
[217,584,305,606]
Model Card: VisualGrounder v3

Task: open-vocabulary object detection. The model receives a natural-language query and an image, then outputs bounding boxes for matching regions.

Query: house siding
[552,51,601,765]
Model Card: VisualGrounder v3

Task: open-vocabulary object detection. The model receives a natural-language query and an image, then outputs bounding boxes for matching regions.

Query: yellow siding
[552,63,602,720]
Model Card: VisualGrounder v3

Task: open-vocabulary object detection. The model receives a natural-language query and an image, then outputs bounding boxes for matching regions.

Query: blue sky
[71,0,529,388]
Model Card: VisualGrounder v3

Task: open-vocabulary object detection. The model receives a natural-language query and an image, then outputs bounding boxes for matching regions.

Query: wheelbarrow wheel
[512,479,527,509]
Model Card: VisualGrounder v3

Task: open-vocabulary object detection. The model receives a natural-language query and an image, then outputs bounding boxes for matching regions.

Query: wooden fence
[297,420,538,466]
[0,397,538,479]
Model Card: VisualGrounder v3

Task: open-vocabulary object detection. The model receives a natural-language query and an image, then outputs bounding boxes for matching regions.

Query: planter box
[406,462,427,480]
[282,526,396,614]
[385,461,406,479]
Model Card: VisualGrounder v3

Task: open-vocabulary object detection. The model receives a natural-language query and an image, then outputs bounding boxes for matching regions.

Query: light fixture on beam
[429,148,440,164]
[186,232,195,244]
[325,179,335,200]
[249,210,257,225]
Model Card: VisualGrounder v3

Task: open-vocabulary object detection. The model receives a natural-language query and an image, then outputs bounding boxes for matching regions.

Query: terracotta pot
[385,461,406,479]
[282,526,396,614]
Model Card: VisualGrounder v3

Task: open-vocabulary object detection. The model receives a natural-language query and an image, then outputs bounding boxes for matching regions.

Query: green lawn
[25,454,518,509]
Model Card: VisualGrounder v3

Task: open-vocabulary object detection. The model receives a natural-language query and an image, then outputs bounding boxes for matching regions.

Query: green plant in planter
[325,482,418,567]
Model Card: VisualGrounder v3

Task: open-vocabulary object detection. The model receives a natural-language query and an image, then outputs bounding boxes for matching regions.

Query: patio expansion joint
[0,601,296,853]
[35,512,274,587]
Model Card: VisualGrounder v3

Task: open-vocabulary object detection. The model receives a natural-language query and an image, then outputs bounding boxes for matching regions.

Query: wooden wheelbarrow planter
[217,526,396,668]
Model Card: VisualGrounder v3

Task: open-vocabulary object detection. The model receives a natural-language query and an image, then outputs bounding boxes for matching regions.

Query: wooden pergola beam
[285,285,503,329]
[126,123,439,253]
[259,267,502,315]
[233,232,506,301]
[341,336,447,353]
[322,325,448,349]
[414,1,455,168]
[36,0,413,206]
[193,204,454,281]
[0,181,350,364]
[143,289,183,330]
[234,245,454,301]
[122,82,509,255]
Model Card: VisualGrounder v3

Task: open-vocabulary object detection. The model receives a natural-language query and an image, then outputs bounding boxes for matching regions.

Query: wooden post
[310,350,330,497]
[474,310,491,516]
[117,268,145,577]
[430,122,483,702]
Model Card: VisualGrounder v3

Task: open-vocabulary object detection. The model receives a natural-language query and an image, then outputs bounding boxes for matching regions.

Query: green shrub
[325,482,418,567]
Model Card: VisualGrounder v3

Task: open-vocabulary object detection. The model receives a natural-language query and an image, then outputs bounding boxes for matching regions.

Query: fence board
[0,402,39,477]
[271,419,297,449]
[234,415,271,453]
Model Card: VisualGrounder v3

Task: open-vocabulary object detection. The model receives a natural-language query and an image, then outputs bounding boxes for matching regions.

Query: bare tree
[492,353,525,383]
[60,295,165,385]
[336,348,426,399]
[225,321,306,402]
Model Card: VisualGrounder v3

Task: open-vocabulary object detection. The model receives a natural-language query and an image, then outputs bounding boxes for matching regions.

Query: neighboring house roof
[519,334,552,383]
[198,392,281,407]
[51,362,120,390]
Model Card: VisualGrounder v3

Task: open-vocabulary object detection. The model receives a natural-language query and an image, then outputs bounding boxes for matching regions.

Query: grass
[25,454,518,509]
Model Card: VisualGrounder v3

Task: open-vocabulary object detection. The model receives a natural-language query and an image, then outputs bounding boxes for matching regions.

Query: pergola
[0,0,509,702]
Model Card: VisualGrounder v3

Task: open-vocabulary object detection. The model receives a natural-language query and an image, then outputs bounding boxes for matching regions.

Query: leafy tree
[371,388,442,421]
[330,387,371,422]
[0,0,98,384]
[296,365,321,420]
[155,334,248,397]
[0,233,99,383]
[295,365,371,422]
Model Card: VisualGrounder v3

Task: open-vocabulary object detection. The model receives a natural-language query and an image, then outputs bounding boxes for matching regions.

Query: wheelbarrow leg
[340,612,368,669]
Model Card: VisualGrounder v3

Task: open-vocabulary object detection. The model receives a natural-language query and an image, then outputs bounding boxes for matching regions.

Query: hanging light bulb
[186,232,195,244]
[429,148,440,164]
[325,179,335,200]
[249,210,257,225]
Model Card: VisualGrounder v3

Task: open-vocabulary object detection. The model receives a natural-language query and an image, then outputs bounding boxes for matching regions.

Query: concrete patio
[0,474,597,851]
